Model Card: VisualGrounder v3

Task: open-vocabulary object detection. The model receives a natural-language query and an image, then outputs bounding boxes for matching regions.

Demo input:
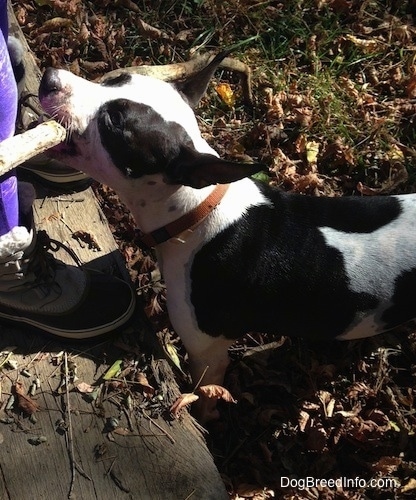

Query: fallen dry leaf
[12,382,39,416]
[347,381,376,399]
[372,456,402,474]
[37,17,72,34]
[136,18,169,40]
[292,106,313,127]
[170,393,199,417]
[298,410,310,432]
[80,60,108,73]
[41,0,81,16]
[134,371,155,398]
[197,384,237,403]
[113,427,132,436]
[400,478,416,493]
[235,483,275,498]
[345,34,381,53]
[215,83,236,108]
[306,140,320,165]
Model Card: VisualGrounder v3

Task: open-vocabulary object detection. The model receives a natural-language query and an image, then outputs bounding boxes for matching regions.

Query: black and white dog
[39,54,416,420]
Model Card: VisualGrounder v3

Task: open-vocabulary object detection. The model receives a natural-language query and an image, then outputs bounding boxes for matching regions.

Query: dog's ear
[175,51,231,108]
[165,146,267,188]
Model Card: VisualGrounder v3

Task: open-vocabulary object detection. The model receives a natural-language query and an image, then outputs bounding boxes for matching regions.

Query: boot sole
[0,296,136,340]
[17,166,92,193]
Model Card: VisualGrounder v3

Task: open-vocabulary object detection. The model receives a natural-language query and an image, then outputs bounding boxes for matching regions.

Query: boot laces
[25,230,83,290]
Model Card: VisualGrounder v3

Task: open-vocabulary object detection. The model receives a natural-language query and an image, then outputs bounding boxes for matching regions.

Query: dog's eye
[105,109,124,130]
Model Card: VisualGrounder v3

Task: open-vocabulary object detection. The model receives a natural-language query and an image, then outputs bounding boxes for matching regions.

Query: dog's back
[189,182,416,341]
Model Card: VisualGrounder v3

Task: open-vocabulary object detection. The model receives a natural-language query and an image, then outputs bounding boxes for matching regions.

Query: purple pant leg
[0,0,19,237]
[0,0,8,40]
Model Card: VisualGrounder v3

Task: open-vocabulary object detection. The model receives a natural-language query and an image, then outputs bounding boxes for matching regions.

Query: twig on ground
[64,352,92,499]
[142,410,176,444]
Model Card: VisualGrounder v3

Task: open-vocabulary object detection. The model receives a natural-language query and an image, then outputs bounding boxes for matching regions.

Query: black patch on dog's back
[190,186,381,341]
[275,187,402,233]
[101,73,132,87]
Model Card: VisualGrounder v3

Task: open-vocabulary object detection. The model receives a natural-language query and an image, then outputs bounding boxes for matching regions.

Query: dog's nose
[39,67,62,99]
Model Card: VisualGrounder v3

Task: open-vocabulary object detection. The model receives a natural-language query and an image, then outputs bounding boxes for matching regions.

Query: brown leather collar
[139,183,229,248]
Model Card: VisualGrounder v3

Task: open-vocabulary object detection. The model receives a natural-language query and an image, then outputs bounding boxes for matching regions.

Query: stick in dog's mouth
[37,113,79,157]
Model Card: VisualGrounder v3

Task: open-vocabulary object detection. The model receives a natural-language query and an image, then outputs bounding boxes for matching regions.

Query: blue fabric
[0,1,18,236]
[0,0,8,41]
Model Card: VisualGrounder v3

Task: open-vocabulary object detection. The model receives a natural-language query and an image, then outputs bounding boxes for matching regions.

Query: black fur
[101,73,132,87]
[190,184,403,340]
[176,50,231,108]
[39,67,62,99]
[382,268,416,328]
[97,99,194,178]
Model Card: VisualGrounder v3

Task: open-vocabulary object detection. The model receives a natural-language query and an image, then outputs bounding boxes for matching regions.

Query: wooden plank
[32,185,130,278]
[0,330,227,499]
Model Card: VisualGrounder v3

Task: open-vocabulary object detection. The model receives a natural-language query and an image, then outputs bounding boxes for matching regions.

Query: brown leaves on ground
[18,0,416,197]
[76,382,95,394]
[170,385,237,417]
[134,371,155,398]
[170,393,200,417]
[209,332,416,499]
[198,384,237,404]
[12,381,39,416]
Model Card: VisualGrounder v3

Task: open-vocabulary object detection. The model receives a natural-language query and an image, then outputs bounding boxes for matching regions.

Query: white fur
[40,67,416,421]
[319,194,416,339]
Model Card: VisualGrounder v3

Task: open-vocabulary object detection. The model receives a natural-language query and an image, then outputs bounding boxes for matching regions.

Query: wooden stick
[0,120,66,176]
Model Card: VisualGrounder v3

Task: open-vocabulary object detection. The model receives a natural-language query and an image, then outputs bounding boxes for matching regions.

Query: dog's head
[39,53,264,189]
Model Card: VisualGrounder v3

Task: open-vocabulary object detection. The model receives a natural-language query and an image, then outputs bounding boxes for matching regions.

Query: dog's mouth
[53,135,79,156]
[37,110,80,157]
[42,109,75,132]
[44,137,79,159]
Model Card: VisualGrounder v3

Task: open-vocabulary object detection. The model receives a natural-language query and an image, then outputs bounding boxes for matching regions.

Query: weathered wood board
[0,335,226,500]
[0,188,227,500]
[0,3,228,500]
[32,185,129,277]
